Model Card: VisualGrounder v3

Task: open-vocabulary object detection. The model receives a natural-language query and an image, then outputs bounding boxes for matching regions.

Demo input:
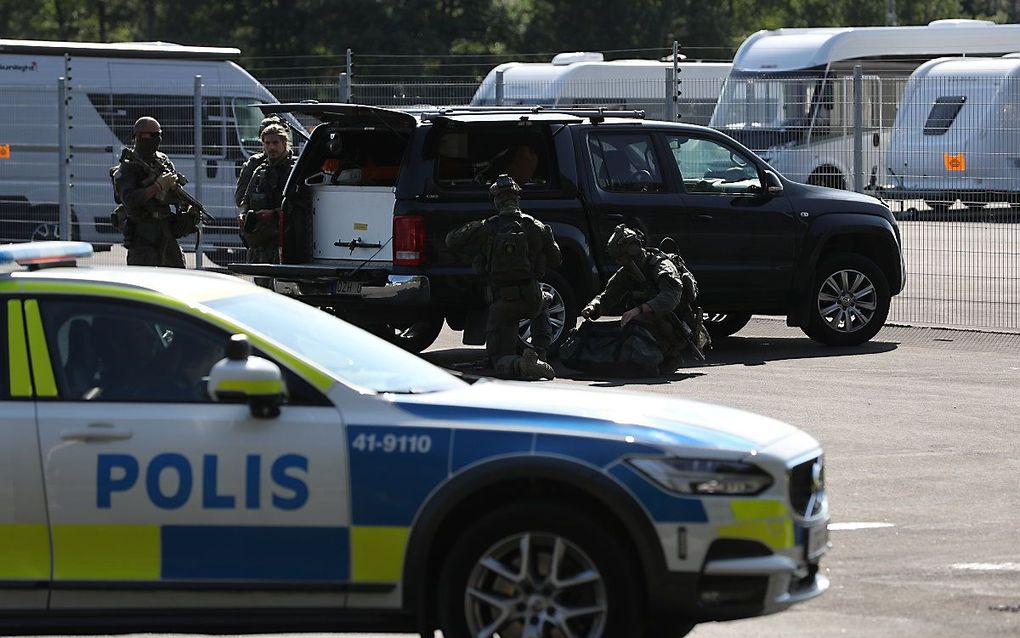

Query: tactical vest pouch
[110,204,127,233]
[487,218,532,283]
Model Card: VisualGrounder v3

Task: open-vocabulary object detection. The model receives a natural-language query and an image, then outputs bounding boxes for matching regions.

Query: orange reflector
[944,152,966,172]
[0,144,10,160]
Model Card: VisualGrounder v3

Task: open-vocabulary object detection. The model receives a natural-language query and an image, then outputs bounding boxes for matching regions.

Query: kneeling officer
[582,224,709,374]
[446,174,561,380]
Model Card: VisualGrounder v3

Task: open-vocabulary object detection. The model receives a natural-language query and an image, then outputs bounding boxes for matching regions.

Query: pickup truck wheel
[803,253,890,346]
[436,501,645,638]
[377,316,445,354]
[519,271,577,352]
[703,312,752,339]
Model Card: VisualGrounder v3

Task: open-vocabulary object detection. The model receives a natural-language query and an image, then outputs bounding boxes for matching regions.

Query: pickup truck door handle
[60,424,133,442]
[605,214,625,222]
[693,214,714,222]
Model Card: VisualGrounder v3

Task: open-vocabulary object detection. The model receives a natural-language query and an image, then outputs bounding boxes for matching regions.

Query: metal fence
[1,70,1017,333]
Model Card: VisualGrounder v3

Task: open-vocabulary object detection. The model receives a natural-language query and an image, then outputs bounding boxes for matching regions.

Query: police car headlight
[628,457,773,496]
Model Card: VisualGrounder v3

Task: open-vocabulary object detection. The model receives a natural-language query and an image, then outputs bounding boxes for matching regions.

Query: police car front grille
[789,457,824,518]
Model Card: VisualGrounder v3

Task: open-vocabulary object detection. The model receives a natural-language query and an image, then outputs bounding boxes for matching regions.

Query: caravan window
[923,96,967,136]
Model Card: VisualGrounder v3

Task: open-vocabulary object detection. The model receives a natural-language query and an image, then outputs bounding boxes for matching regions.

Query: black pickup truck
[231,104,906,353]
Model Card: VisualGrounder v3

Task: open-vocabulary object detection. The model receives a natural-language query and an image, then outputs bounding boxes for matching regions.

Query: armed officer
[240,123,293,263]
[582,224,709,374]
[112,117,198,267]
[234,114,286,208]
[446,174,561,381]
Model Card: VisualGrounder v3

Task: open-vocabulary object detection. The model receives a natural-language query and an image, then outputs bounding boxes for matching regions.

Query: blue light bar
[0,241,93,266]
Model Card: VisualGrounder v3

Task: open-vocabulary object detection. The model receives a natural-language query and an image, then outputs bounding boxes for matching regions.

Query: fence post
[339,72,350,103]
[57,75,71,242]
[193,75,204,270]
[671,40,680,122]
[853,65,864,193]
[495,70,504,107]
[345,48,353,103]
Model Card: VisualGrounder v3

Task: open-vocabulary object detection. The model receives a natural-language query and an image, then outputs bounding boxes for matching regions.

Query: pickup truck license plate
[806,524,829,559]
[335,280,363,295]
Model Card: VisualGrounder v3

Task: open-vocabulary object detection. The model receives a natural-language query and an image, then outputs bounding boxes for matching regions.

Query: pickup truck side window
[666,135,762,195]
[434,127,555,190]
[588,134,664,193]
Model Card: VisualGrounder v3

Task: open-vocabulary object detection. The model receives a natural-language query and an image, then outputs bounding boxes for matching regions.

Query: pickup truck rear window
[434,127,555,190]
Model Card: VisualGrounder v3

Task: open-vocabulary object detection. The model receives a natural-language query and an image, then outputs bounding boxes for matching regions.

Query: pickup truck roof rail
[414,106,647,121]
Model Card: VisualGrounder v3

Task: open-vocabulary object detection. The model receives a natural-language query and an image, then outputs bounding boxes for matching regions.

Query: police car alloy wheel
[805,252,890,346]
[437,501,645,638]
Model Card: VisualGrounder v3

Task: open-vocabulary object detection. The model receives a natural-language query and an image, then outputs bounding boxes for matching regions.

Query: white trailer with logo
[0,39,299,249]
[470,52,731,125]
[709,20,1020,191]
[884,55,1020,211]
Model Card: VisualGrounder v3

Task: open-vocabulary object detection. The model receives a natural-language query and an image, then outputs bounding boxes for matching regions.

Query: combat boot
[519,348,555,380]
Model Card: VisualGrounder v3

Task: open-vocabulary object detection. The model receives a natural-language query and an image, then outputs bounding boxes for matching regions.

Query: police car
[0,241,829,638]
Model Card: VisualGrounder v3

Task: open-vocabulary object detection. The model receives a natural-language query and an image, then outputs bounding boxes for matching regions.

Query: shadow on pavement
[423,335,898,385]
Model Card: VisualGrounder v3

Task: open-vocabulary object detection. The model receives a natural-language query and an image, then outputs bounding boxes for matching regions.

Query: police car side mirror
[207,335,287,419]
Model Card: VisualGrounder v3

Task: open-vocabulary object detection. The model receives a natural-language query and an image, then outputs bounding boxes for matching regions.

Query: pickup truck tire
[703,312,752,339]
[375,315,445,354]
[436,501,647,638]
[519,271,577,352]
[803,253,890,346]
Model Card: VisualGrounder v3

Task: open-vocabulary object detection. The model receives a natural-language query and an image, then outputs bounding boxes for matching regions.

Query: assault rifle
[156,170,216,226]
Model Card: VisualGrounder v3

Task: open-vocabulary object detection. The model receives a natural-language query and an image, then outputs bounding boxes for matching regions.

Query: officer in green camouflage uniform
[234,115,286,209]
[240,123,293,263]
[113,117,197,267]
[582,224,697,374]
[446,174,561,380]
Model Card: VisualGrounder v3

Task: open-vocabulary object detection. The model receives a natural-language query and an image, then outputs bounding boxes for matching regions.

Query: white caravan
[0,39,298,248]
[885,55,1020,210]
[470,52,731,125]
[709,20,1020,191]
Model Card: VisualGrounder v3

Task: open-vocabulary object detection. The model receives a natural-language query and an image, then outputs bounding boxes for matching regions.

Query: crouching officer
[240,123,293,263]
[582,224,709,374]
[446,174,561,380]
[112,117,197,267]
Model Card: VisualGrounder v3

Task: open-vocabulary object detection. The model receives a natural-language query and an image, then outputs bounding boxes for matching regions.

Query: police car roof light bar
[0,241,93,267]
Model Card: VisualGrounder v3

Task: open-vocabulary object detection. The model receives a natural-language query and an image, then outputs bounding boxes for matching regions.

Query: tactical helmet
[489,173,522,200]
[606,224,646,262]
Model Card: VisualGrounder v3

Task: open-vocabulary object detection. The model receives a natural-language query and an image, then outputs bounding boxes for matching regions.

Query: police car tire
[802,253,890,346]
[436,500,644,638]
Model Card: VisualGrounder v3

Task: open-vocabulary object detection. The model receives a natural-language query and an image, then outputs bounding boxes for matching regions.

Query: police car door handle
[60,424,133,442]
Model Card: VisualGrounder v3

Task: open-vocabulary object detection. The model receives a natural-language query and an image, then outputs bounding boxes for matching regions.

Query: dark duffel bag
[558,319,663,378]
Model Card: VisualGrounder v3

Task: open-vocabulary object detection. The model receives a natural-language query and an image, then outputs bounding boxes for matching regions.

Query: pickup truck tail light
[394,215,425,266]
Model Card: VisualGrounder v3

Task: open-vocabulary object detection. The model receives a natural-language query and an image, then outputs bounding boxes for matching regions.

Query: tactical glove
[156,172,179,193]
[581,300,601,320]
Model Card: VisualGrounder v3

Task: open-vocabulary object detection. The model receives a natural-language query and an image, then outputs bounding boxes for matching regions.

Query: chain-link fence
[2,65,1017,332]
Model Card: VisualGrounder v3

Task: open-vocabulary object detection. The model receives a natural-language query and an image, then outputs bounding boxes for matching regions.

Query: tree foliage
[0,0,1015,79]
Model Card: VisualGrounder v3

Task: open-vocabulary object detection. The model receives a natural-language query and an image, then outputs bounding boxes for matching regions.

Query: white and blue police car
[0,242,828,638]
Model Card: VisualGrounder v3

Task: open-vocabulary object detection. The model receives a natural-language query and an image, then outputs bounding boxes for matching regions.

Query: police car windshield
[207,293,464,394]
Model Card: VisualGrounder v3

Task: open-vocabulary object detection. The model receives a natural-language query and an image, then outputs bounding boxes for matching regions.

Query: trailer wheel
[808,167,846,191]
